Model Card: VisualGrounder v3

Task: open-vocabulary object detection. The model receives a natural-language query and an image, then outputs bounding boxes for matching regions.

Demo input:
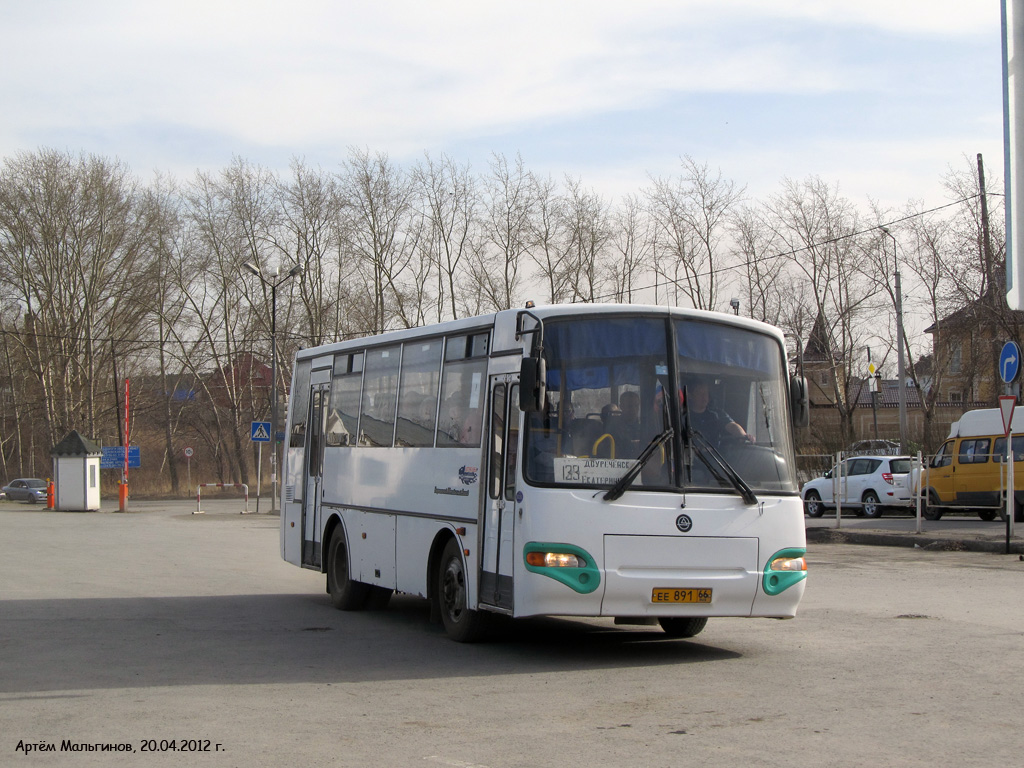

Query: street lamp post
[880,226,908,453]
[243,261,303,513]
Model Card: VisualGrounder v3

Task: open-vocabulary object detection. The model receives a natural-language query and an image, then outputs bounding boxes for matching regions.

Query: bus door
[301,378,330,569]
[480,376,520,611]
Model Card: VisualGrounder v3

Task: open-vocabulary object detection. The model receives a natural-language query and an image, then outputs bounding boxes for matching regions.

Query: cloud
[0,0,1004,207]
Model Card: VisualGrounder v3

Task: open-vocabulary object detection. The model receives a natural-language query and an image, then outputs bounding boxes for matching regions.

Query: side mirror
[790,376,809,428]
[519,357,546,412]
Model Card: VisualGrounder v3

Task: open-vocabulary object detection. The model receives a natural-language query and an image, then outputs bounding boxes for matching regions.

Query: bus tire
[923,492,943,521]
[327,532,370,611]
[978,508,998,521]
[658,617,708,638]
[437,538,488,643]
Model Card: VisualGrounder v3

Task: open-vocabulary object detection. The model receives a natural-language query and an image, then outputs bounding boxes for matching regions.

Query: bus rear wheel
[659,617,708,638]
[327,532,370,611]
[437,538,489,643]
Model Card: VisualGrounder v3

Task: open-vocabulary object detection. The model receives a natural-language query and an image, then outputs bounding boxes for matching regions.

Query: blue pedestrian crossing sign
[1000,341,1021,384]
[251,421,272,442]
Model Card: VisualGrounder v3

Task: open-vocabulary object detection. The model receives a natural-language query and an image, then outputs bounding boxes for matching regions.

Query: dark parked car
[2,478,48,503]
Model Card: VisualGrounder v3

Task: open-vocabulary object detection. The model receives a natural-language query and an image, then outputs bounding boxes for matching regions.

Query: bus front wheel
[436,538,489,643]
[659,617,708,638]
[327,532,370,611]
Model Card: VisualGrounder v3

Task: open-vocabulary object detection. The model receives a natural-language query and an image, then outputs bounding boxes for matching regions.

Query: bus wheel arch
[434,536,490,643]
[325,519,370,611]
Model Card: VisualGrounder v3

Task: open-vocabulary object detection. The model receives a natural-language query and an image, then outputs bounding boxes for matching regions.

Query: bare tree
[473,153,533,310]
[183,159,284,484]
[526,173,573,303]
[412,152,478,322]
[276,159,342,348]
[765,176,874,446]
[338,148,417,333]
[0,149,156,462]
[730,203,788,325]
[645,156,743,311]
[560,176,612,303]
[609,193,654,303]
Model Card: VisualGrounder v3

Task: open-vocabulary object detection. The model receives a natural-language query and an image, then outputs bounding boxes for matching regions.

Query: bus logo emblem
[675,514,693,533]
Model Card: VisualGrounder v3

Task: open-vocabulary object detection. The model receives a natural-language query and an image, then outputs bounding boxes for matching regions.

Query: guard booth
[51,431,102,511]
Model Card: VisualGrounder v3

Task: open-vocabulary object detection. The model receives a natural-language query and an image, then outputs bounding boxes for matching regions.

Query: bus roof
[293,303,786,363]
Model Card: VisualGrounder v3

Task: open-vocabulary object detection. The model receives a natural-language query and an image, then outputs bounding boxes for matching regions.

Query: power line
[590,193,987,304]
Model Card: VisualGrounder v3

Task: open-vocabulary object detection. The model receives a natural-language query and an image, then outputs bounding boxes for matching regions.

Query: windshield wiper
[689,430,758,506]
[602,427,674,502]
[678,381,757,505]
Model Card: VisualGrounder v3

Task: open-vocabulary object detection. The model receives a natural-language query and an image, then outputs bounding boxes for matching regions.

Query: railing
[194,483,250,515]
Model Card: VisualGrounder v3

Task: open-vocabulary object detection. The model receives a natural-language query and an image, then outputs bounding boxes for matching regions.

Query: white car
[802,455,914,518]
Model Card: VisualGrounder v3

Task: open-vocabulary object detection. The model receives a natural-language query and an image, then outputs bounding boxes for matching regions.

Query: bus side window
[505,385,520,501]
[437,344,487,448]
[489,384,507,499]
[360,346,401,447]
[395,340,443,447]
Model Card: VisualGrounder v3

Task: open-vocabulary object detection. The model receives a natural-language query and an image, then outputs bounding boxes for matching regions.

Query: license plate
[652,588,712,604]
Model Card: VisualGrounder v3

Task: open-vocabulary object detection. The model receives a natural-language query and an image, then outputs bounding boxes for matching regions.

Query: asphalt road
[1,499,1022,767]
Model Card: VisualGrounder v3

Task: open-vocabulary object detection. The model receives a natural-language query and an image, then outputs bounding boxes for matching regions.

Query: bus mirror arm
[519,357,546,412]
[516,310,546,412]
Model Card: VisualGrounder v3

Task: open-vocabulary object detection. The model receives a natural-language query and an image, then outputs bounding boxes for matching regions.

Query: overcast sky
[0,0,1005,209]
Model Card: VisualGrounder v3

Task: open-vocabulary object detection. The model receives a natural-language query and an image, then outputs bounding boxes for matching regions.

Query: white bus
[280,303,809,641]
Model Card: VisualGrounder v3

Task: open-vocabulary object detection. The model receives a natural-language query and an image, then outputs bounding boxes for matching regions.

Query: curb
[806,526,1024,555]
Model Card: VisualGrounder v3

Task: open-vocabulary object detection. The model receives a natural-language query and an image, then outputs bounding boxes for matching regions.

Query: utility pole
[881,226,909,453]
[978,153,995,294]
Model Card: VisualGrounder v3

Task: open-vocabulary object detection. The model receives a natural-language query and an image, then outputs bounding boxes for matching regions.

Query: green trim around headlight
[762,547,808,596]
[523,542,600,594]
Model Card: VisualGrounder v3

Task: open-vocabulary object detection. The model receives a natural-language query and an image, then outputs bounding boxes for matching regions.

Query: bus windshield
[523,314,798,496]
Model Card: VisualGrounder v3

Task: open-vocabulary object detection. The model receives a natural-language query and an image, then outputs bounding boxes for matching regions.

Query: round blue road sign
[999,341,1021,384]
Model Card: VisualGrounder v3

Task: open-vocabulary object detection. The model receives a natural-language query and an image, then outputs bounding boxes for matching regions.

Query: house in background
[923,292,1024,405]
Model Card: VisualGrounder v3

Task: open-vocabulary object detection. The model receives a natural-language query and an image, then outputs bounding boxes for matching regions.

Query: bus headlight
[526,551,584,568]
[523,542,600,594]
[762,548,808,596]
[770,555,807,572]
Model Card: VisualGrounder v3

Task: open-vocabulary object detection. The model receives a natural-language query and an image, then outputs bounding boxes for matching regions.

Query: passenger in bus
[609,390,643,457]
[686,379,752,446]
[594,391,643,459]
[600,402,621,424]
